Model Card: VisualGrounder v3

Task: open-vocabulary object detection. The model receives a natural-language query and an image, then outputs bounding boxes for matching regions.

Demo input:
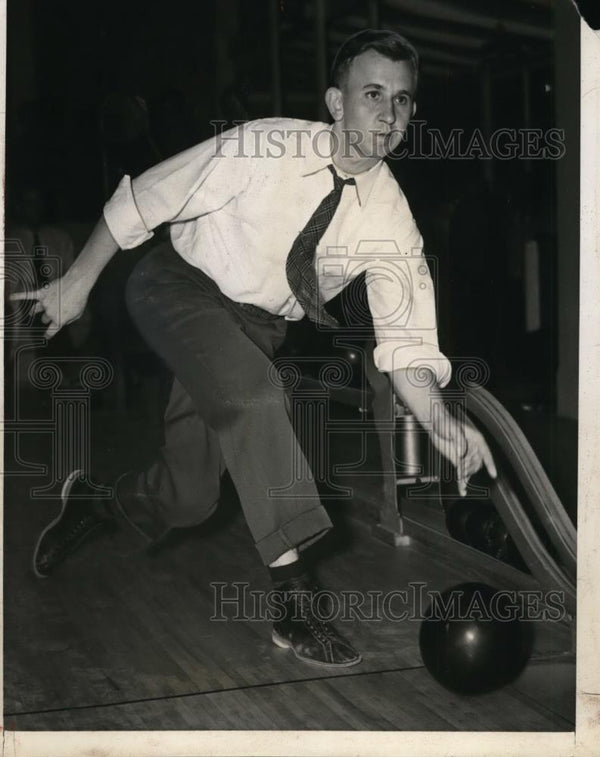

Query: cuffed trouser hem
[254,506,334,566]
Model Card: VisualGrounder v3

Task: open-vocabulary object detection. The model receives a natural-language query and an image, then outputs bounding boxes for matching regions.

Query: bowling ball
[419,582,533,695]
[464,506,526,570]
[445,501,526,571]
[444,499,483,543]
[464,502,497,553]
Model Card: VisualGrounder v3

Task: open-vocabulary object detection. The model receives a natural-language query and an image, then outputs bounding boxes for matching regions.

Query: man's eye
[366,91,380,100]
[395,95,409,106]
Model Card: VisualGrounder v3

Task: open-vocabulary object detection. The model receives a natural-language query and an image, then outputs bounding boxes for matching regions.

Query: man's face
[334,50,417,162]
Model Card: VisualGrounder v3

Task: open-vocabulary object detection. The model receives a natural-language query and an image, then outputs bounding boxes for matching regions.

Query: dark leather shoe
[33,470,114,578]
[271,575,362,668]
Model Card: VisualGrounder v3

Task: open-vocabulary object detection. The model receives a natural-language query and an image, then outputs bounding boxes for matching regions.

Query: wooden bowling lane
[5,470,574,731]
[7,662,574,731]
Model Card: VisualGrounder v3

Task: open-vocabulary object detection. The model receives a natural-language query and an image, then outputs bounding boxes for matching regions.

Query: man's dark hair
[330,29,419,88]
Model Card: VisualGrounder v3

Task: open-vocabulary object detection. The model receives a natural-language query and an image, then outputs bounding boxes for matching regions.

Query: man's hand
[391,368,497,497]
[9,216,121,338]
[430,414,497,497]
[10,274,89,339]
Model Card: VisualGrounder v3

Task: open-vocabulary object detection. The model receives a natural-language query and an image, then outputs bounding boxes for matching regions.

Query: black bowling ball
[465,505,526,569]
[419,582,533,695]
[445,500,526,570]
[444,499,482,543]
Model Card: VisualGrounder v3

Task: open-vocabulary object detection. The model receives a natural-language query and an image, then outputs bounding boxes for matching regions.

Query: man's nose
[379,101,397,126]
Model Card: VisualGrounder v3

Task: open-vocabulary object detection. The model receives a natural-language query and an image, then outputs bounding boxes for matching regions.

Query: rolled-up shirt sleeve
[103,175,153,249]
[365,193,452,388]
[103,122,255,250]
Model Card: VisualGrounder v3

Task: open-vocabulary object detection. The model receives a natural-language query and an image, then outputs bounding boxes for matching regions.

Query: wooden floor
[4,489,575,731]
[4,388,575,732]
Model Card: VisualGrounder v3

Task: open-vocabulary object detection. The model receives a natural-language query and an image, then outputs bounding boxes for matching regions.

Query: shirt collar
[301,123,382,208]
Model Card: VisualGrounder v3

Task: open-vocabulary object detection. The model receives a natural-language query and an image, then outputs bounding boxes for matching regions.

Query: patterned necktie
[286,164,356,327]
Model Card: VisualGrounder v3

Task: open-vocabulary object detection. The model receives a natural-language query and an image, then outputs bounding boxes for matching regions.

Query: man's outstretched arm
[9,122,256,338]
[10,216,119,338]
[391,367,497,496]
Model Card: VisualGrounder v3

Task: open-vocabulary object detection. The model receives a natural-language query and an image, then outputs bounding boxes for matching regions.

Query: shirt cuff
[373,342,453,388]
[103,175,154,250]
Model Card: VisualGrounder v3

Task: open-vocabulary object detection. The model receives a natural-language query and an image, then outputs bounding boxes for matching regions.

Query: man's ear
[325,87,344,122]
[412,100,417,118]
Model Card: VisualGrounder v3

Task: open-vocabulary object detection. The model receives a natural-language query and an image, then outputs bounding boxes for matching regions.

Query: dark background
[5,0,580,416]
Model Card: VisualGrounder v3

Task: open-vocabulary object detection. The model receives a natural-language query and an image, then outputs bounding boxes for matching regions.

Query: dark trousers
[122,243,332,565]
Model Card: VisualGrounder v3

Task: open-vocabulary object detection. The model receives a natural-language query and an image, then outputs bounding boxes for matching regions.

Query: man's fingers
[40,313,51,325]
[467,431,497,480]
[44,322,61,339]
[460,446,496,483]
[33,301,45,314]
[481,443,497,479]
[10,289,41,301]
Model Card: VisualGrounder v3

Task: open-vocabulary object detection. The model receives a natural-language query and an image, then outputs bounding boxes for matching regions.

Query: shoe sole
[32,469,105,579]
[272,629,362,668]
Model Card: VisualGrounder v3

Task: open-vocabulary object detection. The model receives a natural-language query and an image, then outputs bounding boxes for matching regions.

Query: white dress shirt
[103,117,451,387]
